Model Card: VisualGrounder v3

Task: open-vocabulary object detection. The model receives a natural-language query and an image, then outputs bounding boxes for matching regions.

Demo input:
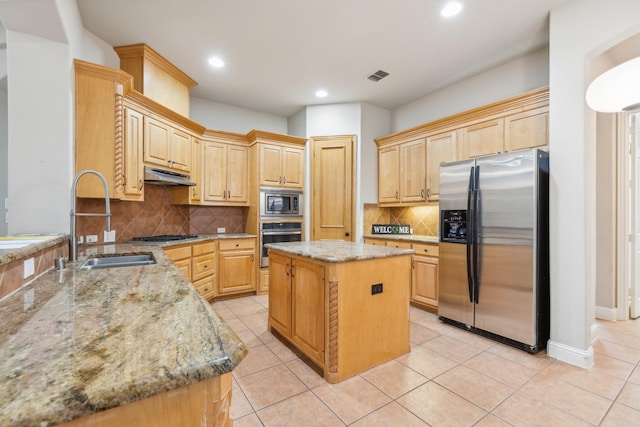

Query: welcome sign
[372,224,411,235]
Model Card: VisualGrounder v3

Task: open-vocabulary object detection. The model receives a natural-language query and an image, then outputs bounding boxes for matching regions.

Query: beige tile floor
[212,295,640,426]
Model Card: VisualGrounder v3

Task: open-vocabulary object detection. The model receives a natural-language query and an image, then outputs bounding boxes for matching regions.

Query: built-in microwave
[259,188,303,218]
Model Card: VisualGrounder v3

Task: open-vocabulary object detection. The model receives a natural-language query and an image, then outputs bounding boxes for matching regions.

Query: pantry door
[310,135,355,242]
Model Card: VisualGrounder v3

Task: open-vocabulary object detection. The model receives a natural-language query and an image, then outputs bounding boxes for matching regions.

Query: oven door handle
[261,230,302,236]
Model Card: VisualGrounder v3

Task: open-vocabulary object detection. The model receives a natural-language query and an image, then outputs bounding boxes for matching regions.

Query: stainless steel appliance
[260,222,302,267]
[144,166,196,186]
[259,188,303,218]
[438,148,549,353]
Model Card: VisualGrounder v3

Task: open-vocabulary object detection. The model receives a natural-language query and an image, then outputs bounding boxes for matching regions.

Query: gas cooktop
[130,235,199,242]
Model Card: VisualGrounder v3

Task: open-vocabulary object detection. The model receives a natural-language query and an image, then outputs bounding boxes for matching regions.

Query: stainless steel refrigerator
[438,148,549,353]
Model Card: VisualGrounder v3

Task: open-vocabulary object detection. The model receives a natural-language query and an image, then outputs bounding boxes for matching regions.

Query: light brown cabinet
[202,140,249,205]
[143,115,192,173]
[504,106,549,152]
[218,238,256,296]
[164,241,217,302]
[459,118,505,159]
[426,131,457,202]
[268,252,325,365]
[170,137,201,205]
[122,106,145,201]
[378,138,426,206]
[259,144,304,189]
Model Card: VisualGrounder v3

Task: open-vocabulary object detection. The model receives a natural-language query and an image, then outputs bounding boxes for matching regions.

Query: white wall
[0,83,6,236]
[190,97,287,134]
[287,108,306,138]
[360,103,391,204]
[547,0,640,368]
[392,47,549,132]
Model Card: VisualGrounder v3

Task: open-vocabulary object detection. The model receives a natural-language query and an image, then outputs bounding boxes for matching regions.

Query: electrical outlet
[104,230,116,243]
[371,283,383,295]
[86,235,98,244]
[217,227,225,233]
[23,258,35,279]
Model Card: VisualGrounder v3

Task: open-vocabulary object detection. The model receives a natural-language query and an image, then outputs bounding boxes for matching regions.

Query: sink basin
[79,253,157,270]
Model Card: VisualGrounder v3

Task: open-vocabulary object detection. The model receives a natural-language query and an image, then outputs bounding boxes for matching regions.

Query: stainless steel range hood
[143,166,196,186]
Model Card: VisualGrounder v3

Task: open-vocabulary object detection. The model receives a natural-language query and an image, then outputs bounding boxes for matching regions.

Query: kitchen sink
[79,253,157,270]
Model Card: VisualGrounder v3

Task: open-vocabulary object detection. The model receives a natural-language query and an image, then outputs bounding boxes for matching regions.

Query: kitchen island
[0,243,247,426]
[267,241,413,383]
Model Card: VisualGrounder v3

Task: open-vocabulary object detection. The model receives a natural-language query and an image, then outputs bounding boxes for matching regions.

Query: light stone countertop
[266,240,414,263]
[0,234,69,266]
[0,243,248,427]
[363,234,439,244]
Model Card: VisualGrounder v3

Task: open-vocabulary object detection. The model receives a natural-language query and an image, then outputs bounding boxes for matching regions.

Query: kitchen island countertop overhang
[0,242,247,426]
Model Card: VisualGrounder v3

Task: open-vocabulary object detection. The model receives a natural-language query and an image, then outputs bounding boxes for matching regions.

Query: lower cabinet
[218,238,256,296]
[164,241,217,301]
[268,252,325,366]
[364,237,439,312]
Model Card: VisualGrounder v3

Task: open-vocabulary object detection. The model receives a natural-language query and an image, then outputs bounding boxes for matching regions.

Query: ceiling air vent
[367,69,390,82]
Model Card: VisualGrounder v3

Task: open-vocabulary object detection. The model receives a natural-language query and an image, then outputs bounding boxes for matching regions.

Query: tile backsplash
[363,203,439,237]
[77,185,246,242]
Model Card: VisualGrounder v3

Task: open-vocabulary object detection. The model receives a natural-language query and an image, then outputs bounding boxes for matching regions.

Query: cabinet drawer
[219,239,255,251]
[164,245,192,261]
[386,240,412,249]
[192,241,216,256]
[412,243,439,257]
[193,276,216,300]
[363,238,385,246]
[192,253,216,281]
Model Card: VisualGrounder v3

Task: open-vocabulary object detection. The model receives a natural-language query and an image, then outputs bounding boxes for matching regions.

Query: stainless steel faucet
[70,170,111,261]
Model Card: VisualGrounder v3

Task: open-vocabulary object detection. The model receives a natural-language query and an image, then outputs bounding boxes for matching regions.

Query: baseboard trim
[595,306,617,321]
[547,340,594,369]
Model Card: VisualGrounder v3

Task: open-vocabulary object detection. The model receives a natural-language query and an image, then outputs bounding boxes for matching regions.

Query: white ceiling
[76,0,576,117]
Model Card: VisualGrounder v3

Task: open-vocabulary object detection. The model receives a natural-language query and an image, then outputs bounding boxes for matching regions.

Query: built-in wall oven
[260,222,302,267]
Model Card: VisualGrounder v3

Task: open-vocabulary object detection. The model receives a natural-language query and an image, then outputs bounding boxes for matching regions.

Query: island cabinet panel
[59,373,233,427]
[268,252,292,336]
[291,258,325,365]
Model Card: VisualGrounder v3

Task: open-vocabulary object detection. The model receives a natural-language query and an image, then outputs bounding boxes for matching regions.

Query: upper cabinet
[143,115,192,173]
[259,144,305,189]
[426,131,457,202]
[201,131,250,206]
[375,87,549,207]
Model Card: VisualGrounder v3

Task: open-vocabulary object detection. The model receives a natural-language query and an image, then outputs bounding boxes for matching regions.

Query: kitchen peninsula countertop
[0,234,68,266]
[363,234,439,244]
[266,240,414,263]
[0,243,248,426]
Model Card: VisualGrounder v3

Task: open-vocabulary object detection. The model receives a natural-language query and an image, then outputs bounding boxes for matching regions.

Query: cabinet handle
[427,188,431,198]
[192,187,197,197]
[412,259,415,268]
[421,189,425,198]
[122,174,127,187]
[138,179,143,190]
[235,243,239,247]
[285,263,290,277]
[283,176,287,184]
[395,191,399,199]
[424,248,429,253]
[290,265,295,278]
[251,254,254,262]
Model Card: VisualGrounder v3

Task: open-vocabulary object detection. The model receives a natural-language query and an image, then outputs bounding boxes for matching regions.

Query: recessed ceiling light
[315,89,328,98]
[208,57,225,68]
[441,1,463,18]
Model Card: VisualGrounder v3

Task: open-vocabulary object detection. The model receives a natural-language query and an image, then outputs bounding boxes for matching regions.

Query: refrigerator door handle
[473,165,481,303]
[466,166,475,303]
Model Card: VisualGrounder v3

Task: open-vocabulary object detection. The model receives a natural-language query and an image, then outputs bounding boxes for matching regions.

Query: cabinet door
[258,268,269,294]
[378,145,400,204]
[226,145,249,204]
[218,249,255,295]
[399,139,426,202]
[282,147,304,189]
[459,118,504,159]
[259,144,283,187]
[190,138,201,202]
[291,258,325,365]
[426,131,457,202]
[123,107,144,201]
[202,141,227,202]
[268,252,291,336]
[504,106,549,152]
[144,116,171,167]
[412,255,439,308]
[170,127,192,172]
[173,258,192,281]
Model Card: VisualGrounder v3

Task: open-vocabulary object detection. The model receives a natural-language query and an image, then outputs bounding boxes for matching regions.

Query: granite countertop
[266,240,414,263]
[0,243,248,426]
[363,234,440,244]
[0,234,69,266]
[127,233,257,247]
